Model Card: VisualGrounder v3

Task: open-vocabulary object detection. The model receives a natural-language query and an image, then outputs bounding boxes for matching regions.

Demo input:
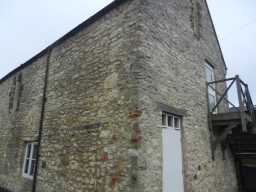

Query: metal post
[32,49,52,192]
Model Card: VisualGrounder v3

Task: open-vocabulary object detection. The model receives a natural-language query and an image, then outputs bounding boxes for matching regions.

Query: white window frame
[205,62,217,113]
[161,111,182,130]
[205,63,215,83]
[22,143,37,179]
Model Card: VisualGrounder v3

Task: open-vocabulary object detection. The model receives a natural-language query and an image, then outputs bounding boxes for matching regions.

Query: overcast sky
[207,0,256,102]
[1,0,256,101]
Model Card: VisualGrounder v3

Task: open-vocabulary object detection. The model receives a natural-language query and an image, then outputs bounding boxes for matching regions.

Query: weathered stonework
[0,55,47,191]
[135,1,237,191]
[0,0,238,192]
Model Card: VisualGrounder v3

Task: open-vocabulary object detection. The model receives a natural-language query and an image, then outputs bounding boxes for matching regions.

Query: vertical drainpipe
[32,48,52,192]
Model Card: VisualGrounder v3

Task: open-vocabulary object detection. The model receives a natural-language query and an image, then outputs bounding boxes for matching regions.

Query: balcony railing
[207,75,256,132]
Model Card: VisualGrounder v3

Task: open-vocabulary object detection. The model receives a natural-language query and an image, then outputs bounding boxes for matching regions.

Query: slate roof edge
[1,0,228,84]
[204,0,228,72]
[0,0,128,84]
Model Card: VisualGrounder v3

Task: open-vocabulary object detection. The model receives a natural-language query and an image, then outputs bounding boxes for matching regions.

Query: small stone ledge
[156,102,187,117]
[22,136,39,142]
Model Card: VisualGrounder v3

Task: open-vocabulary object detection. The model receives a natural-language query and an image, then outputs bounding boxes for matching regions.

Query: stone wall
[36,1,142,192]
[134,0,238,192]
[0,0,238,192]
[0,56,47,192]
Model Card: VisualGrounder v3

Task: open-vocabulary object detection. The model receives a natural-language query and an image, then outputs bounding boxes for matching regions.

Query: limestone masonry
[0,0,238,192]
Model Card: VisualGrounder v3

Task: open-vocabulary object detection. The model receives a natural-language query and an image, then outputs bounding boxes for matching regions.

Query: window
[205,63,215,82]
[8,77,16,113]
[205,62,217,113]
[23,143,38,179]
[191,1,201,39]
[8,73,23,113]
[161,112,181,130]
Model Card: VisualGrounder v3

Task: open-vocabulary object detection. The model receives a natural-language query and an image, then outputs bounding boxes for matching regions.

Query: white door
[162,113,184,192]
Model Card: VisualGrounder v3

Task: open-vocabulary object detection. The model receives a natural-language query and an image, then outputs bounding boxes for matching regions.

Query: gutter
[32,49,52,192]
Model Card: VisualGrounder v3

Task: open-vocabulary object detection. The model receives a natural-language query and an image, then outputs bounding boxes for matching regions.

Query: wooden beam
[207,77,235,85]
[211,112,241,121]
[235,158,243,192]
[208,83,238,110]
[236,75,247,132]
[210,78,236,113]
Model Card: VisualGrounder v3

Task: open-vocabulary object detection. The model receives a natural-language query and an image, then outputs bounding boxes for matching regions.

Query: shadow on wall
[0,186,12,192]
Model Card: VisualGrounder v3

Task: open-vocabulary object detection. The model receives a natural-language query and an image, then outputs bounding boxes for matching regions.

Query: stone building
[1,0,255,192]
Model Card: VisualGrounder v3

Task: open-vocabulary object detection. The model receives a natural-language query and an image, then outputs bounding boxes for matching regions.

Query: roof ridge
[0,0,128,84]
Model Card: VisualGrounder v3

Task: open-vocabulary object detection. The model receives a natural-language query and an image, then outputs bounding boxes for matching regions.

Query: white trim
[205,62,218,113]
[22,143,29,179]
[162,113,184,192]
[22,143,37,180]
[161,112,182,130]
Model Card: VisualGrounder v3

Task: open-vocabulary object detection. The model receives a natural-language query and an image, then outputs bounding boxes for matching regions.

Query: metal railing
[207,75,256,132]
